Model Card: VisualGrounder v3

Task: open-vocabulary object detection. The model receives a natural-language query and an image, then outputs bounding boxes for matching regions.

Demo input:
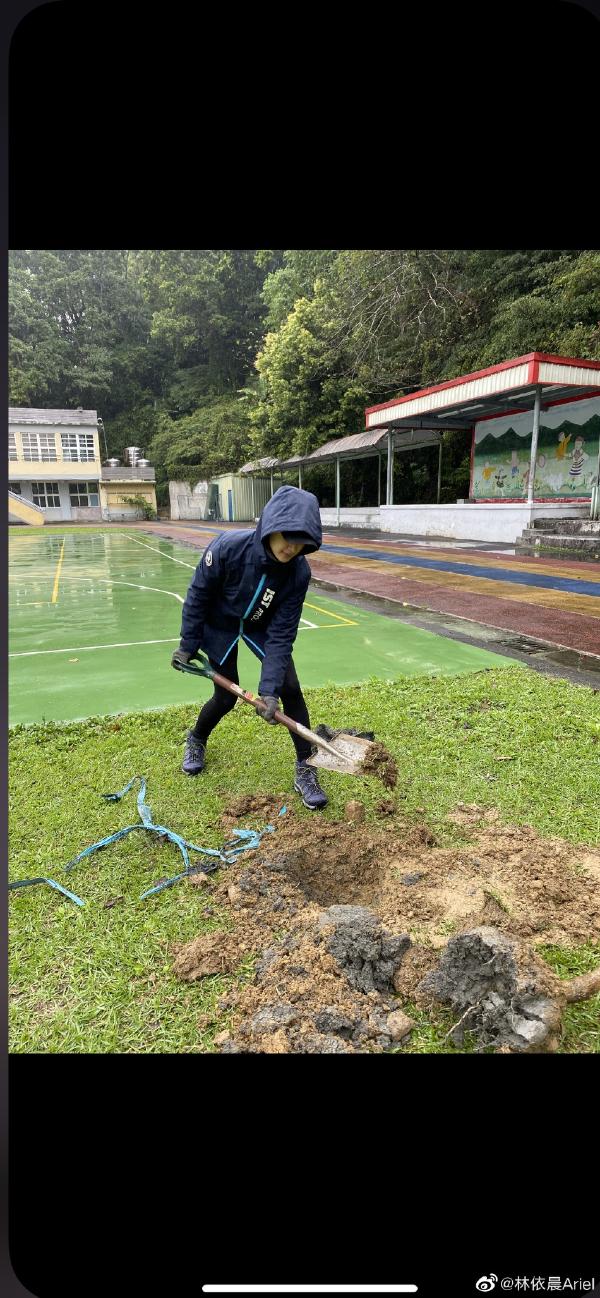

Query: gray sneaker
[294,760,328,810]
[182,732,206,775]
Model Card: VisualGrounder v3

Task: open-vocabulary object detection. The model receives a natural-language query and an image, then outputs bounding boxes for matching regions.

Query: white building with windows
[8,407,157,522]
[9,407,103,521]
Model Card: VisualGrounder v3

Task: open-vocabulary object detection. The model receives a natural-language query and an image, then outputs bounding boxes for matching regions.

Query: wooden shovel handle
[209,668,352,762]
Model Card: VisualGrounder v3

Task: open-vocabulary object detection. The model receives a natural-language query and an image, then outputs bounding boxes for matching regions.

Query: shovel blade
[305,733,373,775]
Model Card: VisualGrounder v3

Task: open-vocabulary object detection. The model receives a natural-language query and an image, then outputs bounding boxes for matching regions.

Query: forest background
[9,249,600,507]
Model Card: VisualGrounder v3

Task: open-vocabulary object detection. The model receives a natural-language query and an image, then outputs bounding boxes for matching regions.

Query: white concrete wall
[101,506,139,521]
[71,506,102,522]
[169,480,209,520]
[379,503,589,543]
[320,507,382,529]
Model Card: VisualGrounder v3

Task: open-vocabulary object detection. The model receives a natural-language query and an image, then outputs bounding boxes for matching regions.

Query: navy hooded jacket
[179,485,322,696]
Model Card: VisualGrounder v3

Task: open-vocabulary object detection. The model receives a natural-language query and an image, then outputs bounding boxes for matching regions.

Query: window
[61,432,95,461]
[21,431,58,462]
[31,482,61,508]
[68,481,100,507]
[9,432,18,460]
[11,483,21,495]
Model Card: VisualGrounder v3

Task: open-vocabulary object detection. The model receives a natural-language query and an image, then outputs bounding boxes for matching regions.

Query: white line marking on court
[58,577,184,602]
[114,533,197,568]
[10,638,180,658]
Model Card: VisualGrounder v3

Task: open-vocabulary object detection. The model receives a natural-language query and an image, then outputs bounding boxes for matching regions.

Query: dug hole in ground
[171,788,600,1054]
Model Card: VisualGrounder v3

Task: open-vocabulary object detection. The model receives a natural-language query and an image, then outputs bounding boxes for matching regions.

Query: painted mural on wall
[471,396,600,499]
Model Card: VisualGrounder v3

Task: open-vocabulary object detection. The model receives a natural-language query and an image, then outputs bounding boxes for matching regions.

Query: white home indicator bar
[202,1288,418,1294]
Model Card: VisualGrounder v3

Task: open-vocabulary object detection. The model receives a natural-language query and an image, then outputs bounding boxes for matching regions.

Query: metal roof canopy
[240,429,442,476]
[239,429,444,521]
[364,353,600,432]
[238,456,281,473]
[273,427,441,471]
[364,352,600,508]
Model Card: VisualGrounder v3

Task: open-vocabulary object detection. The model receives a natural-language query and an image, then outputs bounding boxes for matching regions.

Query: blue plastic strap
[102,775,153,827]
[9,877,85,906]
[139,872,188,903]
[144,816,284,897]
[65,824,146,871]
[9,777,288,907]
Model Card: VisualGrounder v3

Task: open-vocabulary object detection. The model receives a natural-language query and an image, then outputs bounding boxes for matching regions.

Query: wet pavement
[135,520,600,688]
[309,584,600,691]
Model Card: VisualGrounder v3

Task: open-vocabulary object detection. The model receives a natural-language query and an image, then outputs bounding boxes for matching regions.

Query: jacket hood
[256,485,322,555]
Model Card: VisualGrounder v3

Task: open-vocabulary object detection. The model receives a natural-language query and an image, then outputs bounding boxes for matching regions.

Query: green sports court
[9,529,515,726]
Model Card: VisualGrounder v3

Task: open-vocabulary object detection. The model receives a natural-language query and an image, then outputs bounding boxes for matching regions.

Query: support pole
[437,436,443,504]
[251,476,255,520]
[336,457,341,527]
[527,387,541,506]
[592,434,600,519]
[299,463,303,490]
[270,470,274,497]
[378,453,381,507]
[386,431,394,506]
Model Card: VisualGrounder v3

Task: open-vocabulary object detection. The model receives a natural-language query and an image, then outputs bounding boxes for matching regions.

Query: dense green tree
[9,254,66,403]
[259,250,339,329]
[148,394,254,481]
[135,249,280,391]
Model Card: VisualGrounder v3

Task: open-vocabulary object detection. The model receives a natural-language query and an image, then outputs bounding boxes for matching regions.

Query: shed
[210,472,272,522]
[169,471,273,522]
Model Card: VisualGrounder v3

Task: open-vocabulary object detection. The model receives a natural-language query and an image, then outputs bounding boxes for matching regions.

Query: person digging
[172,485,328,810]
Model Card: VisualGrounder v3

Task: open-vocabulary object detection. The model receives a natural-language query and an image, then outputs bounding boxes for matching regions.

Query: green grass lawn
[9,665,600,1053]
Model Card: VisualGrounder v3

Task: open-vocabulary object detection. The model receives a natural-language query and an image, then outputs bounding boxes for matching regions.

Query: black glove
[258,694,279,724]
[172,647,193,670]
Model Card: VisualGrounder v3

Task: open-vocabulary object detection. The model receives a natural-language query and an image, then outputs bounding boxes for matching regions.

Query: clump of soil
[312,724,397,788]
[417,926,564,1052]
[172,800,600,1053]
[360,742,398,789]
[317,906,411,993]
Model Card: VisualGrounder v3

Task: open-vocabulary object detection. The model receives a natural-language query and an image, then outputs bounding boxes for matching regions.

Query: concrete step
[528,517,600,534]
[516,533,600,561]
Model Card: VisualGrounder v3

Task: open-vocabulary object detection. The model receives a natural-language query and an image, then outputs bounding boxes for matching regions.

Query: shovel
[172,652,373,774]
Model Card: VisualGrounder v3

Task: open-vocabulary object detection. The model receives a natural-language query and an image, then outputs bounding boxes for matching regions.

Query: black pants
[192,647,313,762]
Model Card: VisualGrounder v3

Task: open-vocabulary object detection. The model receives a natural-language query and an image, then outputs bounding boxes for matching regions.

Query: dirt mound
[172,802,600,1053]
[222,909,412,1054]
